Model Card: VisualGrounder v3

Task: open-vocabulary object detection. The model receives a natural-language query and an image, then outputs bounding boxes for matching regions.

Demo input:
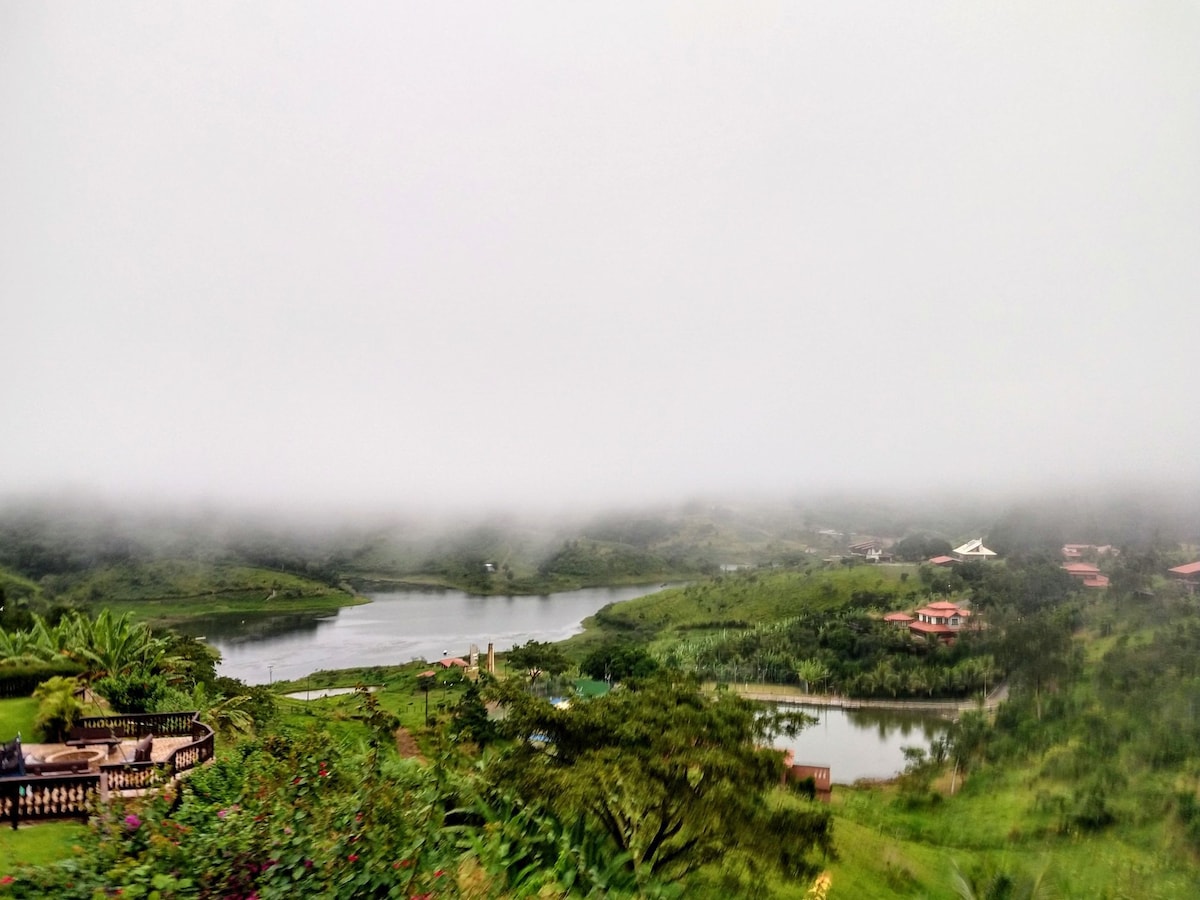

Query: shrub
[32,676,82,742]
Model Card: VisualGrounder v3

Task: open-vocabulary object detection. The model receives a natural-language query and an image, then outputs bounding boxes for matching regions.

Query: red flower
[348,854,359,863]
[398,859,412,868]
[0,876,14,885]
[434,869,445,877]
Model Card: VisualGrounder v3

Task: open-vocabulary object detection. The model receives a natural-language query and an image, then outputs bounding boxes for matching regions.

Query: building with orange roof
[1168,561,1200,594]
[908,600,973,642]
[1062,562,1110,589]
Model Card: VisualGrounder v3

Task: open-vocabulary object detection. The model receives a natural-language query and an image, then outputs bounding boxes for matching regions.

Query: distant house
[848,538,892,563]
[908,600,973,642]
[438,657,470,669]
[953,539,997,563]
[1062,562,1110,589]
[927,555,957,567]
[883,611,915,627]
[1061,544,1117,561]
[782,752,832,803]
[1168,562,1200,594]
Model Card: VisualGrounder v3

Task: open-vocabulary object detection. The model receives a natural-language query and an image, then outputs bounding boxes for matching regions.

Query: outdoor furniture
[66,725,121,755]
[0,736,24,778]
[24,757,92,776]
[127,733,154,764]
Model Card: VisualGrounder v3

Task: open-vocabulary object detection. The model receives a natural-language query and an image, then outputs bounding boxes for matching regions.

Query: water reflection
[191,584,663,685]
[773,703,950,783]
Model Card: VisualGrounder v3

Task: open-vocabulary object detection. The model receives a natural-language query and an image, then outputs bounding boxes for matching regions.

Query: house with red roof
[883,611,915,627]
[1062,562,1110,589]
[1168,562,1200,594]
[908,600,973,643]
[1062,543,1117,561]
[927,555,957,567]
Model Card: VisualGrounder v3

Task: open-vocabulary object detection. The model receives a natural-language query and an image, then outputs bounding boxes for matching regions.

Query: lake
[772,703,951,783]
[180,584,663,685]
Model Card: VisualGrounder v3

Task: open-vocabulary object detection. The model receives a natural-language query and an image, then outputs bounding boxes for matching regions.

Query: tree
[449,680,496,746]
[894,534,953,563]
[417,672,436,726]
[504,640,572,688]
[33,675,82,742]
[796,658,829,694]
[486,674,833,886]
[580,643,659,683]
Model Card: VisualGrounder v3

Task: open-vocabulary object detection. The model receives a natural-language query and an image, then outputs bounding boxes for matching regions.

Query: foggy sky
[2,3,1197,515]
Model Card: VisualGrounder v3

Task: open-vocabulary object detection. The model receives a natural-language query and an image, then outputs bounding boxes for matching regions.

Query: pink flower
[124,814,141,830]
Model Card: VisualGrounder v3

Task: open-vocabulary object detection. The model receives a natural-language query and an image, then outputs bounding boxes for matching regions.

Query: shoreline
[729,682,1008,719]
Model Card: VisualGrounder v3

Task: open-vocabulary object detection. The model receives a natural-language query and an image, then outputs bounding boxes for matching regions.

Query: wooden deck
[2,711,214,828]
[23,735,195,769]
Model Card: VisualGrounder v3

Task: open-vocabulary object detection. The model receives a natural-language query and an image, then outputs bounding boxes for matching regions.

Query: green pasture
[0,696,39,740]
[0,822,86,870]
[42,560,362,625]
[563,564,921,658]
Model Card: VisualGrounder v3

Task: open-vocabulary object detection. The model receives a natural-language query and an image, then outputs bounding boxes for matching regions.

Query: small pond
[771,703,952,783]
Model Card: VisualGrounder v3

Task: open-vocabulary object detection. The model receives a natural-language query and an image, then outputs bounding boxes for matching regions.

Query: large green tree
[486,674,833,887]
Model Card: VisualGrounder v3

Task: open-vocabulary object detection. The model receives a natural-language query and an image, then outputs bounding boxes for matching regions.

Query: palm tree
[62,610,175,679]
[951,860,1058,899]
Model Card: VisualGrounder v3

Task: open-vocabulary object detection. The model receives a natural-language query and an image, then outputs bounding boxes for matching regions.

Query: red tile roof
[927,555,956,565]
[1063,562,1101,575]
[914,604,969,619]
[883,612,915,622]
[1082,575,1110,588]
[1169,562,1200,576]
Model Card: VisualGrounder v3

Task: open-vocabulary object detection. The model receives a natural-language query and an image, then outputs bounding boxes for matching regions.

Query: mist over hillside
[2,484,1197,595]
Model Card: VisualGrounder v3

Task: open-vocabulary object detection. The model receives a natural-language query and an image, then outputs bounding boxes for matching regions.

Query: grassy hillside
[37,560,362,625]
[0,565,41,602]
[564,564,921,656]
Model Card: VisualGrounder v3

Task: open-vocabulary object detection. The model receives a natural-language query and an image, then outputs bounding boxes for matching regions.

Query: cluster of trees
[486,674,833,889]
[667,608,999,699]
[8,677,833,897]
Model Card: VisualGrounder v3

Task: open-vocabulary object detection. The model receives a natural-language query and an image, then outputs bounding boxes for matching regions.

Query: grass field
[38,560,363,626]
[0,696,39,739]
[819,771,1200,899]
[0,822,86,870]
[560,564,921,660]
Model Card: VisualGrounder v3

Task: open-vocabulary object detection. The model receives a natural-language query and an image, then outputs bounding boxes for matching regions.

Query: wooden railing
[2,712,216,828]
[1,773,99,826]
[75,710,200,739]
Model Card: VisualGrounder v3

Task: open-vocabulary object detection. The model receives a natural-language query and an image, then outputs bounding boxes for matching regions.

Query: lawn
[0,696,39,740]
[0,822,86,870]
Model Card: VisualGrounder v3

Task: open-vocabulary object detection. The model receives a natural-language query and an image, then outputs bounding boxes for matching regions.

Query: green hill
[39,559,361,625]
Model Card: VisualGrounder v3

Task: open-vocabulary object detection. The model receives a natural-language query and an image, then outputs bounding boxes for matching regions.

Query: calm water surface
[772,703,951,783]
[180,585,662,684]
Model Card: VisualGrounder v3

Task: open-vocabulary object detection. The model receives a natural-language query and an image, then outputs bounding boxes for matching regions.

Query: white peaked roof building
[953,539,997,561]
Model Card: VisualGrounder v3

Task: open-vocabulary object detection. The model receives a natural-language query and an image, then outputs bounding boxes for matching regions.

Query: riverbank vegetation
[5,494,1200,895]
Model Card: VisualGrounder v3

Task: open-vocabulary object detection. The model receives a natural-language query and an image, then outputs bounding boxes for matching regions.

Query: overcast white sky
[2,2,1197,514]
